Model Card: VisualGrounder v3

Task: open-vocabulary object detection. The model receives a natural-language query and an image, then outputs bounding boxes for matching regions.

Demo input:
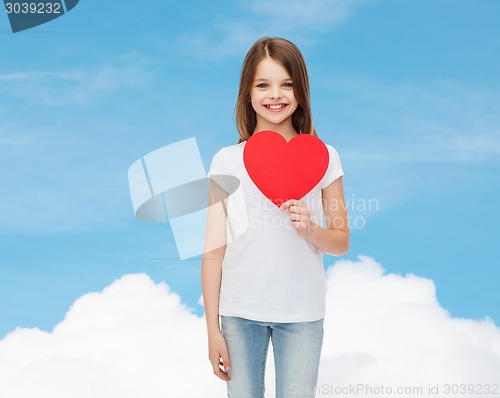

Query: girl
[202,37,349,398]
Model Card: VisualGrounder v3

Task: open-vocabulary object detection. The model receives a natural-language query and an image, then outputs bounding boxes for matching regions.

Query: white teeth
[267,104,285,109]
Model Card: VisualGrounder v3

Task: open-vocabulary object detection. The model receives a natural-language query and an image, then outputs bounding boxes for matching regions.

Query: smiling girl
[202,37,349,398]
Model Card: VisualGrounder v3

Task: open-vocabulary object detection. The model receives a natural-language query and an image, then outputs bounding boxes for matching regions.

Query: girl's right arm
[201,178,231,381]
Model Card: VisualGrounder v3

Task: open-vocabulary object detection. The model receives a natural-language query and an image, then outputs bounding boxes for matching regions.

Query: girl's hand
[280,199,314,238]
[208,331,231,381]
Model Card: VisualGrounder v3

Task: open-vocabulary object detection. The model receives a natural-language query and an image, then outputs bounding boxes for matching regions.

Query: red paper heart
[243,130,329,207]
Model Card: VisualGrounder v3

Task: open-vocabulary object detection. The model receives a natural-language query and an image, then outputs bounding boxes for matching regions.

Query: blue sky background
[0,0,499,338]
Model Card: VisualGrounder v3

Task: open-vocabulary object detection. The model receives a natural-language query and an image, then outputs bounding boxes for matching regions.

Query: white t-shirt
[207,139,344,323]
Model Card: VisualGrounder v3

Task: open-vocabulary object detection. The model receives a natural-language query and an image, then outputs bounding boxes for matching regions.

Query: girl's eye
[283,82,293,88]
[256,83,268,88]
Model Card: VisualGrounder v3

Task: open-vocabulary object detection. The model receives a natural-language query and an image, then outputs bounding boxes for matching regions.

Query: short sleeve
[207,147,234,193]
[320,145,344,189]
[208,148,226,177]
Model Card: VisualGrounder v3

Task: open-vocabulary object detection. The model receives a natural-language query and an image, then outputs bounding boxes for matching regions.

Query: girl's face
[250,57,298,132]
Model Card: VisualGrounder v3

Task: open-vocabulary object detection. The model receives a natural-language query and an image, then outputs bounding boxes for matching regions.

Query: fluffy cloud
[319,256,500,395]
[0,274,224,398]
[0,255,499,398]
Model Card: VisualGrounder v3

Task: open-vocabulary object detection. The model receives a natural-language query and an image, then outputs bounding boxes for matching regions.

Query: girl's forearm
[201,250,225,336]
[304,222,350,256]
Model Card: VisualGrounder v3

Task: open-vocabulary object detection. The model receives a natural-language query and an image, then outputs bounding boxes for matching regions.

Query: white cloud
[320,256,500,393]
[248,0,364,27]
[0,273,224,397]
[177,0,373,60]
[0,70,85,81]
[0,256,499,398]
[0,63,152,106]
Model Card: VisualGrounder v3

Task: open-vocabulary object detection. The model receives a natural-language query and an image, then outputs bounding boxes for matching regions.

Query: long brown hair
[235,37,317,144]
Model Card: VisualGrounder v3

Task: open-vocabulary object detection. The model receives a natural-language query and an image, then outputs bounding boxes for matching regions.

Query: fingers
[279,199,301,210]
[211,358,231,381]
[221,350,231,373]
[288,211,302,221]
[210,350,231,382]
[281,204,304,215]
[279,200,313,234]
[281,202,309,224]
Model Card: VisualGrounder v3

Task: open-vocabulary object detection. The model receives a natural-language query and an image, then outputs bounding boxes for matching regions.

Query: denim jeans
[220,315,324,398]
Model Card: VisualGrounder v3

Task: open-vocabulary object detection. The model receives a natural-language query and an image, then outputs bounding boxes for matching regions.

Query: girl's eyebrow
[253,77,292,82]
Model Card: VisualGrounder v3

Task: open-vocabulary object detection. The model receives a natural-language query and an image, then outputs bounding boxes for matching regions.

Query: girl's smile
[264,103,288,111]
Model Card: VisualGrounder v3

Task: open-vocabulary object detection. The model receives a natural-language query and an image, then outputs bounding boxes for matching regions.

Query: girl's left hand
[280,199,314,238]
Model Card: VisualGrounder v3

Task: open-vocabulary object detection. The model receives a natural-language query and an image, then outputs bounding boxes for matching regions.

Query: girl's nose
[269,86,282,100]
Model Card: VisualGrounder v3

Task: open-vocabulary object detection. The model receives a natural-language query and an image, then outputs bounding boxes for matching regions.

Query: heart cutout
[243,130,329,207]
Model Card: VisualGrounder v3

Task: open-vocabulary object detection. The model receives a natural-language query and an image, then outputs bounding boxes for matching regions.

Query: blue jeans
[220,315,324,398]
